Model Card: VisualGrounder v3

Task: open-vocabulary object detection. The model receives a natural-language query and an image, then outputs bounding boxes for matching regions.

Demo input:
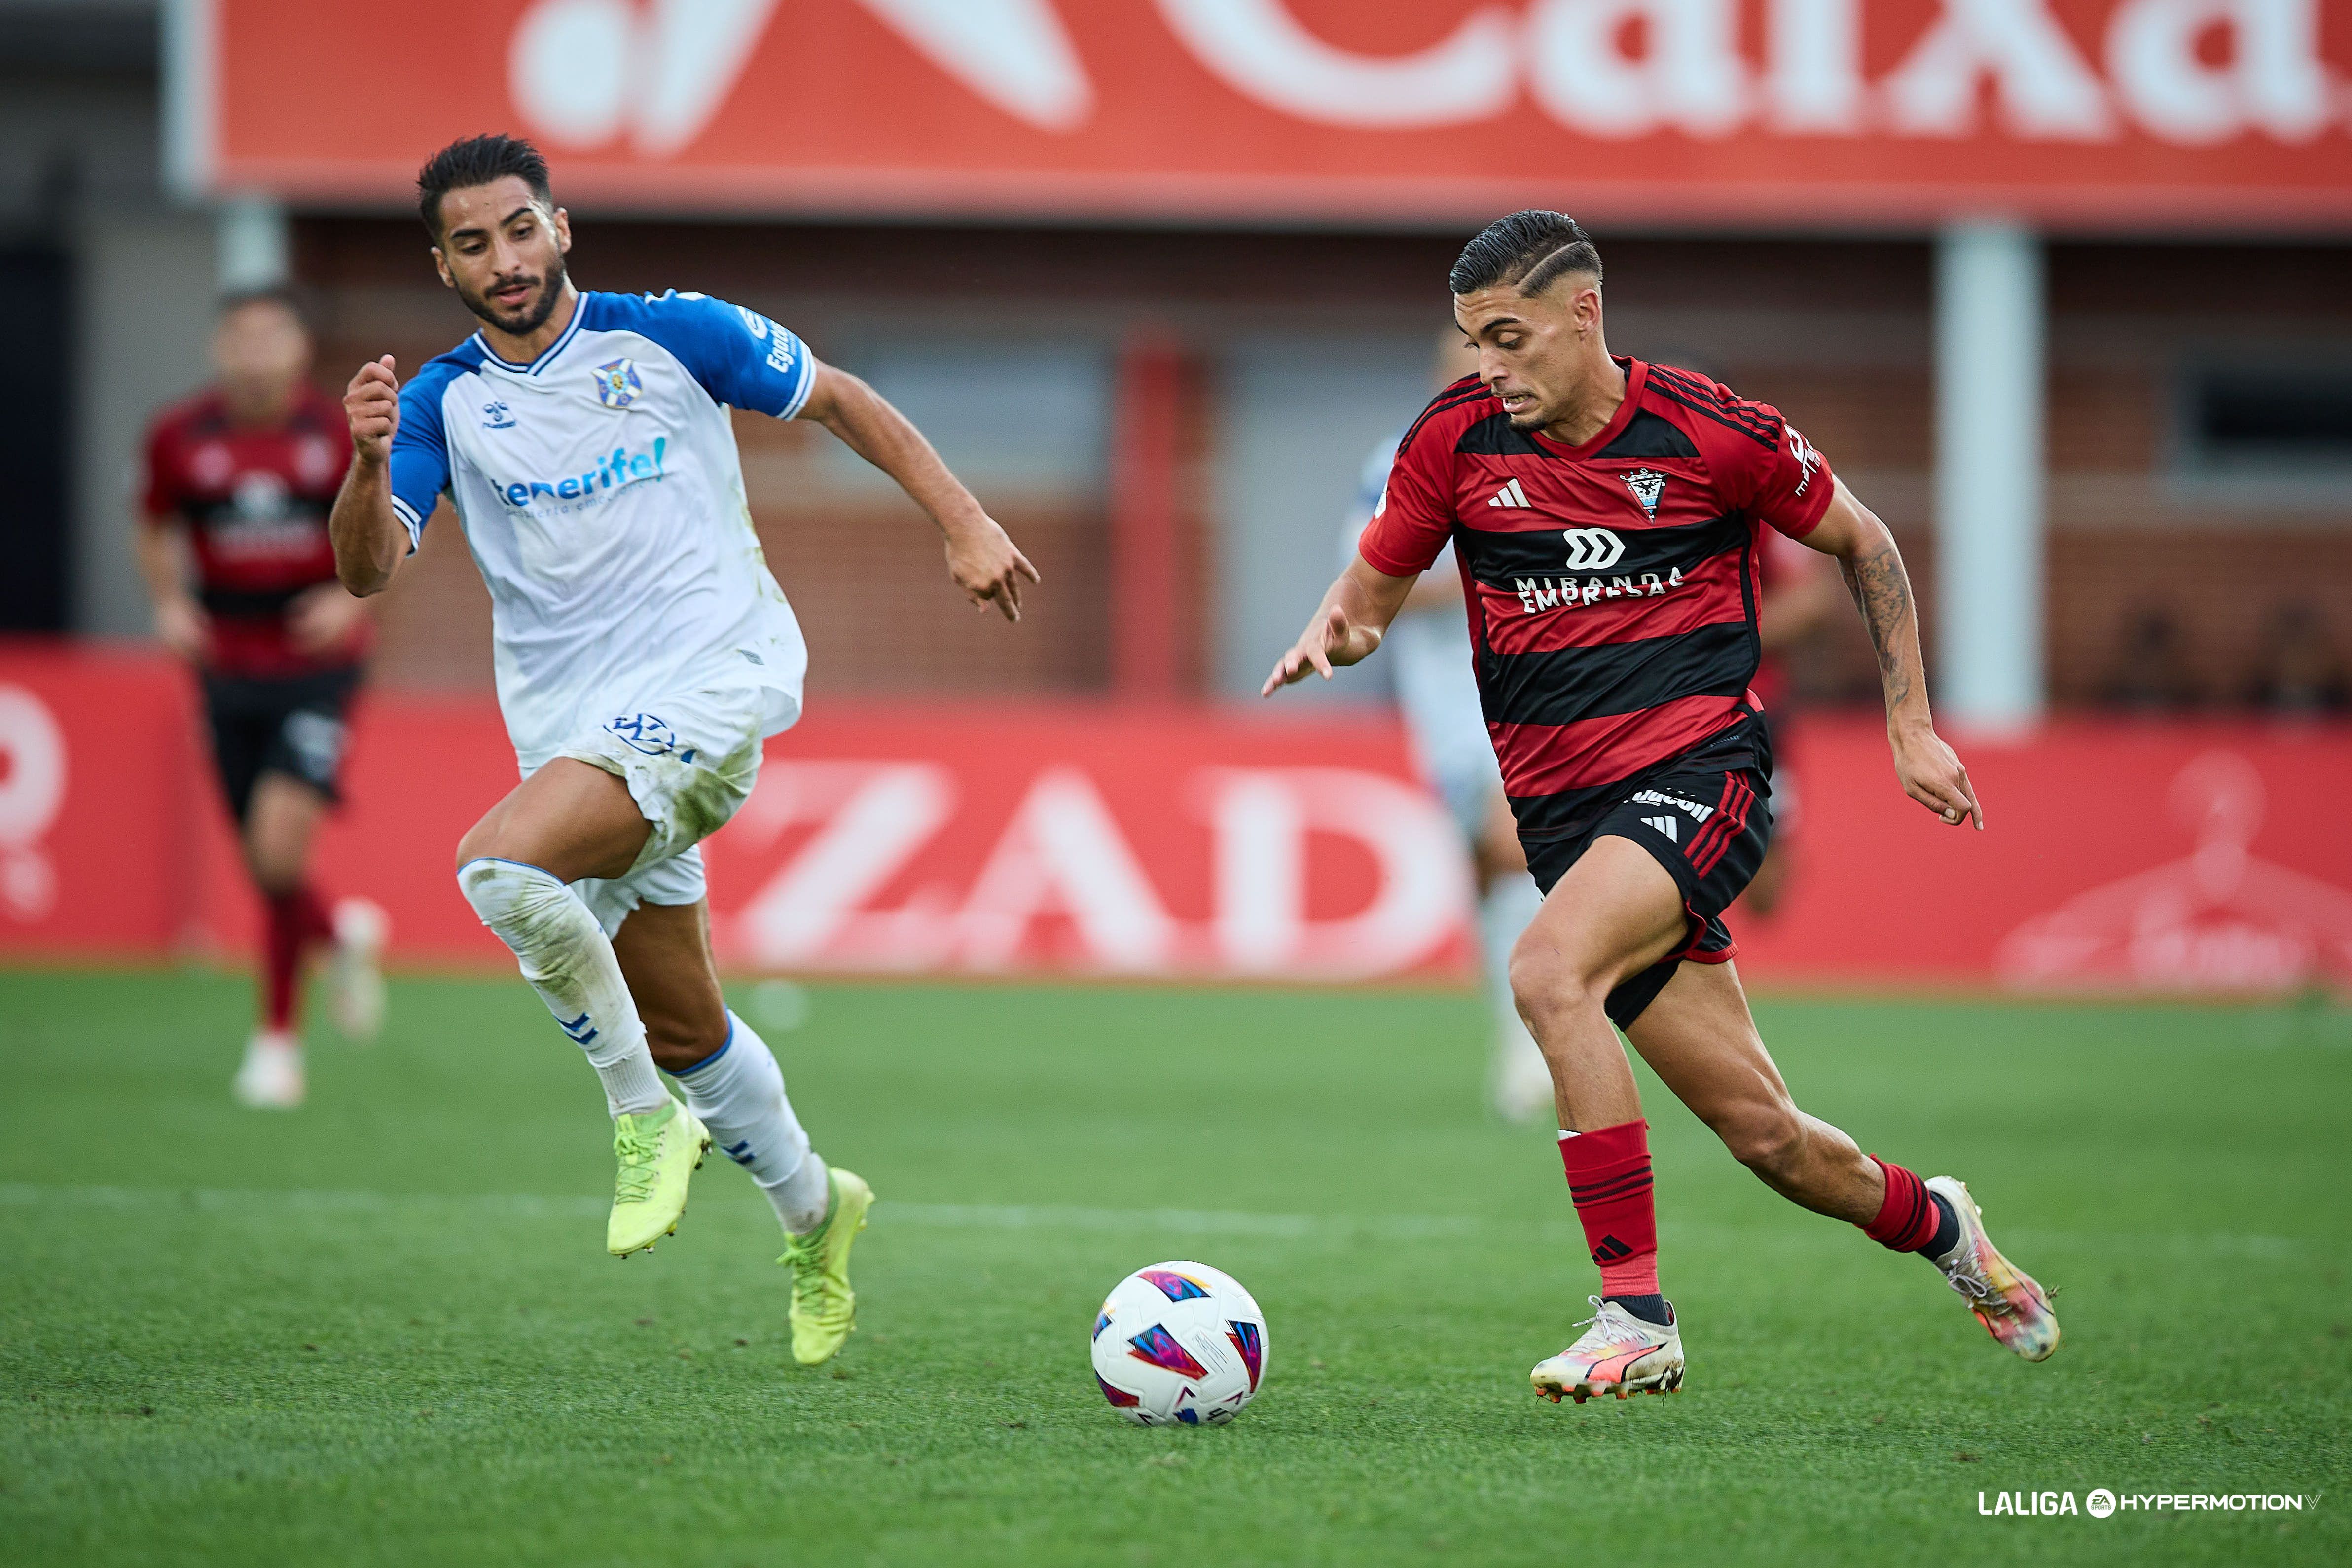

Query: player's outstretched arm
[796,361,1039,622]
[1261,557,1415,697]
[330,355,410,598]
[1802,478,1985,831]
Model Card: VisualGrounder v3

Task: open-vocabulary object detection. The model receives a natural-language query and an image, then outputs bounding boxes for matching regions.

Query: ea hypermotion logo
[1561,528,1626,571]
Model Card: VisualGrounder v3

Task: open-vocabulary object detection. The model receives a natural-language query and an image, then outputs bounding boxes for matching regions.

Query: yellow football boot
[778,1167,873,1366]
[606,1098,711,1257]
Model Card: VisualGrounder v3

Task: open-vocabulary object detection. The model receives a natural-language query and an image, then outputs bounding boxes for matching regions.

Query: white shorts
[1386,613,1505,842]
[540,681,778,939]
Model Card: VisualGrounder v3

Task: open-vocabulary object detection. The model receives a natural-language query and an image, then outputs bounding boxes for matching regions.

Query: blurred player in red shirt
[1266,212,2058,1402]
[139,287,386,1109]
[1742,525,1840,917]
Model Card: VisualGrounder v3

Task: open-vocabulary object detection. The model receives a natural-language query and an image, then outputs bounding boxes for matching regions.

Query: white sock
[1480,872,1544,1025]
[1481,873,1548,1096]
[457,858,668,1117]
[673,1010,831,1234]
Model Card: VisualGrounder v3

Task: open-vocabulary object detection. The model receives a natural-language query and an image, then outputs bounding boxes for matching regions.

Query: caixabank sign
[170,0,2352,225]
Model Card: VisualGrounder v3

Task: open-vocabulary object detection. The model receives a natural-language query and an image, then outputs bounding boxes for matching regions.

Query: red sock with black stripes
[1559,1120,1666,1319]
[1863,1154,1960,1259]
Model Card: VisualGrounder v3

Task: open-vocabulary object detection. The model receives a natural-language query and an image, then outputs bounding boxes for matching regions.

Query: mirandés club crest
[1621,468,1667,518]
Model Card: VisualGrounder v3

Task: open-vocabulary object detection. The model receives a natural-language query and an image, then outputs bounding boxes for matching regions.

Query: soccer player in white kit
[327,136,1037,1366]
[1340,341,1549,1121]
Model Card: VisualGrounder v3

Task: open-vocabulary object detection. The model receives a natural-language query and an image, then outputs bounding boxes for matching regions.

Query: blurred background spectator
[2098,607,2203,714]
[2245,603,2352,717]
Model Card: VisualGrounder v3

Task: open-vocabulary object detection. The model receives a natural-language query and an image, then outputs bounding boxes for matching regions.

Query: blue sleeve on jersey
[599,290,817,419]
[388,361,464,548]
[1338,426,1407,573]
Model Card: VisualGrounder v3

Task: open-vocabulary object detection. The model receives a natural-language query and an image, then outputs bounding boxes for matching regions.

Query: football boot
[1532,1296,1683,1403]
[1926,1175,2061,1362]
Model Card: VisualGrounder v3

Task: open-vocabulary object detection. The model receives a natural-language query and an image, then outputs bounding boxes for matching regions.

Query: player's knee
[453,819,503,872]
[246,852,303,899]
[456,856,571,942]
[1508,937,1607,1026]
[243,819,308,895]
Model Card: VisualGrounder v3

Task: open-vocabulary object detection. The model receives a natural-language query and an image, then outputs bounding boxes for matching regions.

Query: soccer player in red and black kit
[1266,212,2059,1402]
[139,287,387,1109]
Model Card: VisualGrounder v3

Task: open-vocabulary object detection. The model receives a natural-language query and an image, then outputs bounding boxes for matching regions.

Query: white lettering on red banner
[184,0,2352,222]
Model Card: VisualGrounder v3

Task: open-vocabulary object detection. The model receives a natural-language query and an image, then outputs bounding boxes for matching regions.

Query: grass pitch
[2,970,2347,1566]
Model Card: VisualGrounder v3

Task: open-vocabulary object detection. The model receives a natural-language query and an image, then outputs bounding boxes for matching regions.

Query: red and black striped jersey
[1357,358,1834,839]
[141,386,360,678]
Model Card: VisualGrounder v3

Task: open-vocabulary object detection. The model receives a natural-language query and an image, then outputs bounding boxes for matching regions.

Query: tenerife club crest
[1621,468,1667,518]
[592,357,644,409]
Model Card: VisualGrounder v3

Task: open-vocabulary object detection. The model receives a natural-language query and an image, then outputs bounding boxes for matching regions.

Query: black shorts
[1521,727,1773,1031]
[200,666,362,822]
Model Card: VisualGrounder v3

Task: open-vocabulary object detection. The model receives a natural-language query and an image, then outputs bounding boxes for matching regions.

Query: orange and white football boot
[1926,1175,2061,1362]
[1531,1296,1684,1403]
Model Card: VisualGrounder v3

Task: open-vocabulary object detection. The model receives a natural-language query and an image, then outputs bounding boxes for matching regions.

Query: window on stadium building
[2176,360,2352,487]
[822,341,1113,499]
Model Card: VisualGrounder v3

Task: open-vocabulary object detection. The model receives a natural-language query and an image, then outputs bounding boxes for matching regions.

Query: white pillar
[216,194,289,292]
[1933,219,2046,730]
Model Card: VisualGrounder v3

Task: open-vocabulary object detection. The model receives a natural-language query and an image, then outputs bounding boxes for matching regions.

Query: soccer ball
[1089,1260,1268,1426]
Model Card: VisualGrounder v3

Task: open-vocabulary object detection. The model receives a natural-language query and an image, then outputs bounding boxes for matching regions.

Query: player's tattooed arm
[1801,478,1986,831]
[331,355,410,597]
[1262,558,1416,696]
[1839,536,1916,713]
[796,360,1039,622]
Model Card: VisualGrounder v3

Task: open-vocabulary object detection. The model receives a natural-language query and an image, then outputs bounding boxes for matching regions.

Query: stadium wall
[286,219,2352,714]
[2,645,2346,997]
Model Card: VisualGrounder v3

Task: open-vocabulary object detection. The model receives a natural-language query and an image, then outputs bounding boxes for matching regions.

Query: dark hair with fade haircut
[1449,210,1602,298]
[416,133,553,239]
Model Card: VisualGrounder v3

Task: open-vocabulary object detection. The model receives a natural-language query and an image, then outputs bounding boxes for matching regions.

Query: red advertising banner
[2,646,2349,992]
[174,0,2352,226]
[0,646,1474,981]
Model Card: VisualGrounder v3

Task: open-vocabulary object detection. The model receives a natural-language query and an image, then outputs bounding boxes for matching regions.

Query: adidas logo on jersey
[1642,815,1679,842]
[1488,478,1530,509]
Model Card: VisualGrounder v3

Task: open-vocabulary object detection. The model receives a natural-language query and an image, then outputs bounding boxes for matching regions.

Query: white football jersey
[1340,425,1501,833]
[388,290,814,767]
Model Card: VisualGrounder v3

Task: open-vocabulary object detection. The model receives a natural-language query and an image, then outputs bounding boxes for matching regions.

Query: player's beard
[457,254,569,338]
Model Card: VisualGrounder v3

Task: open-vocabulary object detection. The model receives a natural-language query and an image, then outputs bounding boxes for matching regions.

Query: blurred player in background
[1740,517,1840,917]
[1342,337,1549,1120]
[1267,212,2059,1403]
[330,136,1037,1366]
[1631,353,1840,920]
[138,287,388,1111]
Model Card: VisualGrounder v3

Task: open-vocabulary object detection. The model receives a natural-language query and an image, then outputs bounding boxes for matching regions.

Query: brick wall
[296,219,2352,712]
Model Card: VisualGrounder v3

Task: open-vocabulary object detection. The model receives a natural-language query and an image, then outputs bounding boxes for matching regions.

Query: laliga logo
[0,685,66,922]
[1561,527,1625,571]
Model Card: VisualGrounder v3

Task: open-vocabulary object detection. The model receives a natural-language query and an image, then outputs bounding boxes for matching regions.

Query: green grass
[2,971,2348,1566]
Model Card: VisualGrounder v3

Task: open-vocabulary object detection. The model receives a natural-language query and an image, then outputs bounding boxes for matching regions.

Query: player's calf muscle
[1704,1095,1807,1177]
[612,905,729,1070]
